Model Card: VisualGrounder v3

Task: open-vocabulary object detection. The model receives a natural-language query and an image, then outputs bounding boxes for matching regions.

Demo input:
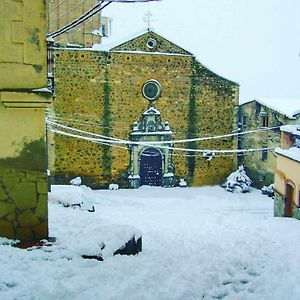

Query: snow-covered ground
[1,186,300,300]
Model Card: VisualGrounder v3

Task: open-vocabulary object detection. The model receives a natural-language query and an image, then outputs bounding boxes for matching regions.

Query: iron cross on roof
[143,11,156,31]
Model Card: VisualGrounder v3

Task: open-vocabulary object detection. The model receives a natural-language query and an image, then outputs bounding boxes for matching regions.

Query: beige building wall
[48,0,101,47]
[0,0,52,242]
[275,155,300,205]
[274,126,300,219]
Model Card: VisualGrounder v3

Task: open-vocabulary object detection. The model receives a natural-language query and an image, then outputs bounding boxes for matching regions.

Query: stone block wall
[50,32,239,188]
[274,191,285,217]
[0,168,48,240]
[0,0,47,89]
[239,101,287,188]
[48,50,109,188]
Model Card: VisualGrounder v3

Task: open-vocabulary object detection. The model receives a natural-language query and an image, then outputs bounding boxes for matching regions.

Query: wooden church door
[284,183,294,217]
[140,148,162,186]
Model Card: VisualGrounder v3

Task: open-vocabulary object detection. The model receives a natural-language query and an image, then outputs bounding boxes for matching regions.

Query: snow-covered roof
[92,29,149,51]
[275,147,300,163]
[111,50,192,57]
[93,28,193,57]
[280,125,300,135]
[240,98,300,119]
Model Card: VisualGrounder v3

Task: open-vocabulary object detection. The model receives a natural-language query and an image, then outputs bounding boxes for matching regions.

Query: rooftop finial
[143,11,154,31]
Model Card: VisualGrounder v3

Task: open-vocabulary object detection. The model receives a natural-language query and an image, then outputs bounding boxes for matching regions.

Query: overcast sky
[102,0,300,103]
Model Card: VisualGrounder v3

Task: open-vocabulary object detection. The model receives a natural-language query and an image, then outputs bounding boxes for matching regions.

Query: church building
[48,30,239,188]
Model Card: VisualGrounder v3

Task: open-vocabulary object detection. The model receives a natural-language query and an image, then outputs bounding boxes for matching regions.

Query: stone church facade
[48,31,239,188]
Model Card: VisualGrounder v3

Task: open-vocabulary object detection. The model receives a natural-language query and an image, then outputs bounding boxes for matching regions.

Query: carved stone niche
[128,105,174,188]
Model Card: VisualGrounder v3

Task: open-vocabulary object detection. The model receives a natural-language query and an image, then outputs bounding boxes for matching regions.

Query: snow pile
[179,178,187,187]
[50,185,95,212]
[261,184,274,198]
[108,183,119,190]
[70,176,81,186]
[73,224,141,259]
[2,186,300,299]
[222,166,252,193]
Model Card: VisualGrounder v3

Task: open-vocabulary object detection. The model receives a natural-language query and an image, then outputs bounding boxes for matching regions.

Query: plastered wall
[0,0,51,241]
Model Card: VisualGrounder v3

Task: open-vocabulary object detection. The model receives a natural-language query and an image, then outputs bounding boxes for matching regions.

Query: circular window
[146,38,157,49]
[142,79,161,101]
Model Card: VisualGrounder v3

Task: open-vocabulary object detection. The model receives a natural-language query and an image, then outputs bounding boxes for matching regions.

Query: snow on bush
[202,151,215,162]
[108,183,119,190]
[261,183,274,198]
[222,165,252,193]
[70,176,81,186]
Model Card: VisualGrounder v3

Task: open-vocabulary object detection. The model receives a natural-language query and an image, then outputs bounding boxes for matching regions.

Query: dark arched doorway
[140,148,162,186]
[284,183,294,217]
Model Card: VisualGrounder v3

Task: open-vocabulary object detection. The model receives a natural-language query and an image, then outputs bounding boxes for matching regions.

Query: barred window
[261,148,268,161]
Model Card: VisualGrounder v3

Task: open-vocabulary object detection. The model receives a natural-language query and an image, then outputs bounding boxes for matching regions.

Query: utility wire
[47,118,279,145]
[47,119,278,154]
[48,127,128,150]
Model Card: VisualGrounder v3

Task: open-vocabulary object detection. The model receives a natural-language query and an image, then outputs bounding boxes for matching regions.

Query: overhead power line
[47,118,279,145]
[47,119,278,154]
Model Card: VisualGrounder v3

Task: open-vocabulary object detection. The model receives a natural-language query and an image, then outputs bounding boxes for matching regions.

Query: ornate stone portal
[128,79,174,188]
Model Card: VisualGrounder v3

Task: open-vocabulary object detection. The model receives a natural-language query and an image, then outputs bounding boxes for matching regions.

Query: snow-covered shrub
[222,166,252,193]
[179,178,187,187]
[108,183,119,190]
[70,176,81,186]
[261,183,274,198]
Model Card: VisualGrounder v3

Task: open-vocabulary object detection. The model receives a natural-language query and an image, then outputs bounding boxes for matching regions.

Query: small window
[242,116,247,128]
[262,116,268,127]
[260,112,269,127]
[261,148,268,161]
[146,38,157,49]
[101,25,107,37]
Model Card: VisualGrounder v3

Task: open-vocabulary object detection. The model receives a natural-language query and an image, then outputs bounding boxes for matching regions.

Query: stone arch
[139,147,163,186]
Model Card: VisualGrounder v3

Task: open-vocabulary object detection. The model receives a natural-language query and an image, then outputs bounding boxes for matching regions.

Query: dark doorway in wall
[285,183,294,217]
[140,148,162,186]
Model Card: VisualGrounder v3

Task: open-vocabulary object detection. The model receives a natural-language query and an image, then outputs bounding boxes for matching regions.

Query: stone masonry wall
[0,167,48,240]
[192,61,238,185]
[51,50,108,187]
[239,101,299,188]
[51,32,239,187]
